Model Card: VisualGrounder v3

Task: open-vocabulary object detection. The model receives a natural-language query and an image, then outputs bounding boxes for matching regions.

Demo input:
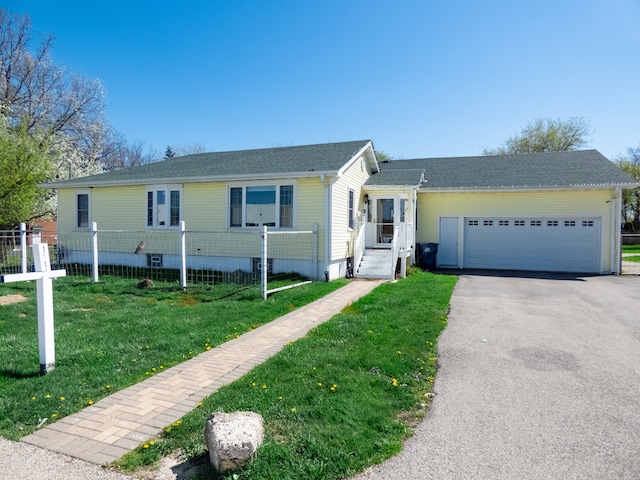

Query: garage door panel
[463,217,600,273]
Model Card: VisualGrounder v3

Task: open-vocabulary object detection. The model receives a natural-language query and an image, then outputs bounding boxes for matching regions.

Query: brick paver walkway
[20,279,383,465]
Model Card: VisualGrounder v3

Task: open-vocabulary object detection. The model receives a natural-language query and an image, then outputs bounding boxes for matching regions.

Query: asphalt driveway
[356,273,640,480]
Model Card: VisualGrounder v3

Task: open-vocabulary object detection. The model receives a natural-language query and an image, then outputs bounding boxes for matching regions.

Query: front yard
[1,270,457,479]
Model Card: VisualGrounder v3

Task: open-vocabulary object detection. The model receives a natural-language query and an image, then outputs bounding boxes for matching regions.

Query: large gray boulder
[204,411,264,472]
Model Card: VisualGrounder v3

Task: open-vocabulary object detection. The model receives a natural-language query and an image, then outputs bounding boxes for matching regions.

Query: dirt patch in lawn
[0,294,29,305]
[0,294,28,306]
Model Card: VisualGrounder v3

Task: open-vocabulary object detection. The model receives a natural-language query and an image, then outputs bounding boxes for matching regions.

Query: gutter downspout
[321,174,332,281]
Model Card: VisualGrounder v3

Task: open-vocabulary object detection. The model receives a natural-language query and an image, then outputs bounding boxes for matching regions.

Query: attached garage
[377,150,637,275]
[462,217,601,273]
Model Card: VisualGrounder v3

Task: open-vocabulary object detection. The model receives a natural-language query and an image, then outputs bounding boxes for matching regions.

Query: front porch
[353,193,415,280]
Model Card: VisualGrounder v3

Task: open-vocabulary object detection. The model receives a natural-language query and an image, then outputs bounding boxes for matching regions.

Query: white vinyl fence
[1,223,319,298]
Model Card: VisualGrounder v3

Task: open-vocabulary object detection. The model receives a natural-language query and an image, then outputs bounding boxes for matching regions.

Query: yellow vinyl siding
[297,178,325,257]
[182,183,226,229]
[331,158,370,260]
[56,189,76,231]
[56,186,144,231]
[92,186,145,229]
[417,189,615,271]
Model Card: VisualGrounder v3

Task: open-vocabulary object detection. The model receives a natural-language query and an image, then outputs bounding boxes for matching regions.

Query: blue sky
[5,0,639,160]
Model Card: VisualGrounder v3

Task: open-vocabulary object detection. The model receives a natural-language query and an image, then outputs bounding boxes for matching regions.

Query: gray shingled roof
[43,140,374,188]
[367,150,637,190]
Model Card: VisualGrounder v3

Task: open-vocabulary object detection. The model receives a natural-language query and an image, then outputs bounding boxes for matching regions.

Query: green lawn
[117,270,457,479]
[622,244,640,254]
[623,255,640,263]
[0,277,346,440]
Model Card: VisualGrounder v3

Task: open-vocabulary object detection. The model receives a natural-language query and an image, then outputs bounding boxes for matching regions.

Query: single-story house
[43,140,637,280]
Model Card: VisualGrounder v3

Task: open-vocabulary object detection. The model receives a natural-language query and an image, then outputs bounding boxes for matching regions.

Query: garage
[463,217,601,273]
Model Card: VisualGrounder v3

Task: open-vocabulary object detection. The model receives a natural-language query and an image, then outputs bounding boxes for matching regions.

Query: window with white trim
[348,189,355,229]
[147,185,181,228]
[229,184,294,228]
[76,192,90,228]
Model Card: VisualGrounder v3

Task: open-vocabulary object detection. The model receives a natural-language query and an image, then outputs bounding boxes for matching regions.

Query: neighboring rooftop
[43,140,375,188]
[372,149,637,190]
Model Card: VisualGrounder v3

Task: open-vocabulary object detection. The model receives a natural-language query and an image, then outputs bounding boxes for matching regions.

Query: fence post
[312,224,319,281]
[261,225,268,299]
[91,222,99,283]
[20,222,27,274]
[180,221,187,289]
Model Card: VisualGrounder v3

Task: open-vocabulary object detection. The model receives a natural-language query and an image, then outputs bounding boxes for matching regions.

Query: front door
[375,198,395,245]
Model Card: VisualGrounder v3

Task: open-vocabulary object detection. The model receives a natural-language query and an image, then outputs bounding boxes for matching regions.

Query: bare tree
[0,9,108,179]
[174,142,207,157]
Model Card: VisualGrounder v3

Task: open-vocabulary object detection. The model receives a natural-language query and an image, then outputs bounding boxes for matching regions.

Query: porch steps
[355,248,395,280]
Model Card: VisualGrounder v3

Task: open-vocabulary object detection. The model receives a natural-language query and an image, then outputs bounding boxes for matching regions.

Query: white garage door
[463,217,601,273]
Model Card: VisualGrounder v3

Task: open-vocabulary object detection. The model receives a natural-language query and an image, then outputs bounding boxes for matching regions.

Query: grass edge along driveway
[118,270,457,480]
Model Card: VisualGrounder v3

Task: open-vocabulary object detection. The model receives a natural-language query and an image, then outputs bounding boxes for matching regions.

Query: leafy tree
[482,117,592,155]
[616,145,640,230]
[0,117,53,230]
[375,150,395,162]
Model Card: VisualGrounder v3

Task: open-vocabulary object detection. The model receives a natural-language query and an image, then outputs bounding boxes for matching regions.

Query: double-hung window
[229,184,294,228]
[348,189,355,229]
[147,185,181,228]
[76,192,90,228]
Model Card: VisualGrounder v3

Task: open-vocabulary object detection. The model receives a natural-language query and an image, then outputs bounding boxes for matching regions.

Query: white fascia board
[336,141,378,177]
[362,184,421,191]
[420,184,639,193]
[40,170,340,189]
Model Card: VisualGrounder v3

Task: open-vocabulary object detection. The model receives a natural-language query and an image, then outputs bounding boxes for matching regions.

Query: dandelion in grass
[290,407,296,412]
[278,396,283,401]
[198,402,203,407]
[87,400,94,405]
[391,378,398,387]
[45,394,51,399]
[106,385,111,389]
[317,383,323,387]
[397,351,402,355]
[145,372,150,375]
[206,346,211,351]
[146,345,150,349]
[60,397,65,401]
[152,367,156,372]
[149,440,155,446]
[31,396,36,401]
[159,366,164,369]
[330,384,338,392]
[251,382,257,387]
[51,413,57,418]
[143,444,149,449]
[262,384,267,389]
